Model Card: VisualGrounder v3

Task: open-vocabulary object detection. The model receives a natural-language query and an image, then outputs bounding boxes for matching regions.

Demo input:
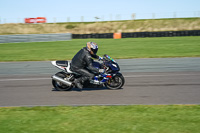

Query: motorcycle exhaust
[52,75,72,86]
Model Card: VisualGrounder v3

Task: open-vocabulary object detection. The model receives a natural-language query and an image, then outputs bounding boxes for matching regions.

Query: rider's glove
[98,56,103,61]
[99,69,105,73]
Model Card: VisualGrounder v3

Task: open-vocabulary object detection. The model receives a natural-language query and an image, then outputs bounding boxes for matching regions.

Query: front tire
[52,72,72,91]
[105,73,125,90]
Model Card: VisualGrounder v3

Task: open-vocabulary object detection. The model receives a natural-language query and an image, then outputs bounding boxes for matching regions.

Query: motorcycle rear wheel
[52,72,72,91]
[105,73,125,90]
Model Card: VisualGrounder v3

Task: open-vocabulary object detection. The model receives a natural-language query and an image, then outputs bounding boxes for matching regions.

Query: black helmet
[86,42,98,55]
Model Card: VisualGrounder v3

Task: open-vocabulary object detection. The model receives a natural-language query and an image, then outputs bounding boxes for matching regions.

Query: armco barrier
[72,30,200,39]
[0,33,72,43]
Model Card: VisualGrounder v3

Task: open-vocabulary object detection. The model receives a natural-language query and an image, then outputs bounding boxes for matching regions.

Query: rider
[71,42,104,89]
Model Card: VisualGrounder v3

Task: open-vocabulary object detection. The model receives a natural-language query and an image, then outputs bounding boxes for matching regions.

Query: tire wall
[72,30,200,39]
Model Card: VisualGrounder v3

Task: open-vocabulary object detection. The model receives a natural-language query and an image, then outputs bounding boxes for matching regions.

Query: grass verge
[0,36,200,62]
[0,105,200,133]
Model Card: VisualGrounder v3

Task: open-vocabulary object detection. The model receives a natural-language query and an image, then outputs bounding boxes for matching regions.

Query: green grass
[0,36,200,61]
[0,105,200,133]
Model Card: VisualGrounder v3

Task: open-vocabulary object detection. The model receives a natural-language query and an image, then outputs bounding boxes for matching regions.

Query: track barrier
[1,30,199,43]
[0,33,72,43]
[72,30,200,39]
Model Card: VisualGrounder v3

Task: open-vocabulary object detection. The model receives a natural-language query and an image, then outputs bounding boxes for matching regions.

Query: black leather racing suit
[71,47,99,83]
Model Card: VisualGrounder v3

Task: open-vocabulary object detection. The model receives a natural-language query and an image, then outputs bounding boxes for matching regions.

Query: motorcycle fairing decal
[106,75,112,78]
[101,78,108,83]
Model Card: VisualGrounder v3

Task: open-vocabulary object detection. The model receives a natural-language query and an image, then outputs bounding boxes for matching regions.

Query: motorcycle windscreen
[107,62,120,71]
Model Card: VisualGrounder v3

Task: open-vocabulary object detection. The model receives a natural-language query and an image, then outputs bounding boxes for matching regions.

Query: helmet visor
[91,48,98,55]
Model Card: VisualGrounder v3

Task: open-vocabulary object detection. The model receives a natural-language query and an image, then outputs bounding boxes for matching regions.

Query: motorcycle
[51,54,125,91]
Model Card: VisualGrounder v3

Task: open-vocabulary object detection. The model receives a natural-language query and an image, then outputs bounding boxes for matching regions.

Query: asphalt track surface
[0,57,200,107]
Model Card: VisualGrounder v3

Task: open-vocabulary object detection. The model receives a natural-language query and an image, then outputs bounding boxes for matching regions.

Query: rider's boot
[74,78,83,90]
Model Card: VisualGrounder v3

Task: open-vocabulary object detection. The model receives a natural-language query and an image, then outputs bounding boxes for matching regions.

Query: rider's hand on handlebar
[98,56,103,61]
[99,69,105,73]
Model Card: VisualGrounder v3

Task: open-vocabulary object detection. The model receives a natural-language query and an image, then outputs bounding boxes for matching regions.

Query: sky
[0,0,200,23]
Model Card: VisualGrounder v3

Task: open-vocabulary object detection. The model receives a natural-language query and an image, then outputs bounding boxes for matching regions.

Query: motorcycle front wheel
[52,72,72,91]
[105,73,125,90]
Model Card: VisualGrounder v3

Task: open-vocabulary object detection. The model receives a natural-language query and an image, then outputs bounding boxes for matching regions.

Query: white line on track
[0,73,199,82]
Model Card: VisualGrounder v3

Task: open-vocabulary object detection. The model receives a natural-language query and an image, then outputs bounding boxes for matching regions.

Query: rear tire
[105,73,125,90]
[52,72,72,91]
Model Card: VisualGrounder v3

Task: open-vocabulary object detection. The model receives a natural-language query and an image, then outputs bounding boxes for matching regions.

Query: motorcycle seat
[56,61,68,67]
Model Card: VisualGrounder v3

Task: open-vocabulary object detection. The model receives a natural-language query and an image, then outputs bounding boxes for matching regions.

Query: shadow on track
[52,87,124,92]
